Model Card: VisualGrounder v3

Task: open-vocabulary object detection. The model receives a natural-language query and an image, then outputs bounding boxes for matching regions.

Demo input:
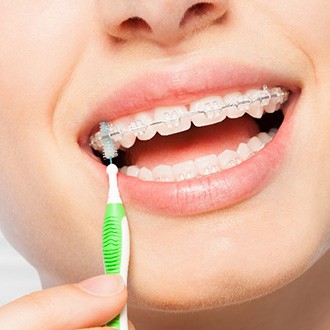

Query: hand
[0,274,135,330]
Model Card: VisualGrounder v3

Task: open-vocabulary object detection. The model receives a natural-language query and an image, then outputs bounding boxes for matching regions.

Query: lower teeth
[119,128,277,182]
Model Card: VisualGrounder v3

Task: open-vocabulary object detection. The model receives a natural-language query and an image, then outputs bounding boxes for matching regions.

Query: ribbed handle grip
[102,203,126,329]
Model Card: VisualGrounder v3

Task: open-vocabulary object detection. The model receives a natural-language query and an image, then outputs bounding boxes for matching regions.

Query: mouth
[89,85,288,182]
[80,61,300,215]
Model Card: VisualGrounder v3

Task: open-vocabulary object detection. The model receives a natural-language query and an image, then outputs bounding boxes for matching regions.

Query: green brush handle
[103,203,127,329]
[103,203,125,274]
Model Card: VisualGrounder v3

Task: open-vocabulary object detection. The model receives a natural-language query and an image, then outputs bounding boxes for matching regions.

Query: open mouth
[89,86,289,182]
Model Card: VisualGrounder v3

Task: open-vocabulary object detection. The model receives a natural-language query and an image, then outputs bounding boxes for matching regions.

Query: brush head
[100,122,118,160]
[106,163,119,176]
[106,163,121,203]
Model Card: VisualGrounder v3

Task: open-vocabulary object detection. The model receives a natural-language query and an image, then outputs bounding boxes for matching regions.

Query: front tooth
[218,150,242,169]
[237,143,253,161]
[246,89,264,118]
[152,165,174,182]
[224,92,246,119]
[126,165,140,178]
[191,96,226,127]
[195,154,220,176]
[138,167,153,181]
[154,106,191,136]
[133,111,157,141]
[248,136,263,152]
[172,160,198,181]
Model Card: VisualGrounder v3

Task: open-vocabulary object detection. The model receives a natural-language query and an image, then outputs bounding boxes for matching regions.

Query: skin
[0,0,330,329]
[0,274,131,329]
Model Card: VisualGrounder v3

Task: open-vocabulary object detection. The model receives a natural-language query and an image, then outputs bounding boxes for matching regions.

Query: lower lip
[89,94,298,216]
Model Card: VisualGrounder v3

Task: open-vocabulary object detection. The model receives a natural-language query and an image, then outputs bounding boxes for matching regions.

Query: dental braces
[90,85,289,157]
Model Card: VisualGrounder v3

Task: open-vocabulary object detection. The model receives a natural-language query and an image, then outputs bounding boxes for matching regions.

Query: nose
[98,0,228,46]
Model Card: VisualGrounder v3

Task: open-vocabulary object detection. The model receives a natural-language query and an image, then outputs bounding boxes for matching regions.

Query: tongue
[127,116,259,169]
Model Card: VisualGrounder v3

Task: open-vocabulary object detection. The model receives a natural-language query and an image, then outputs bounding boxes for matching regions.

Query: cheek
[0,2,93,116]
[0,1,94,229]
[0,2,101,280]
[253,0,330,60]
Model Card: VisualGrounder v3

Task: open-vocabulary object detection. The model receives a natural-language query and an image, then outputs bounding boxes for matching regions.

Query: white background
[0,231,41,306]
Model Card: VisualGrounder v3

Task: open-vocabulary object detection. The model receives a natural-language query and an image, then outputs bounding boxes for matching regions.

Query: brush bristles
[100,122,118,160]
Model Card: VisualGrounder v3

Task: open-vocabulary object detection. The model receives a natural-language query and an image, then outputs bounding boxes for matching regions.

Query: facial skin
[0,1,330,329]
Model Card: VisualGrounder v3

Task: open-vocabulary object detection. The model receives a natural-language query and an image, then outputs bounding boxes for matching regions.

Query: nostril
[180,2,215,27]
[120,16,152,33]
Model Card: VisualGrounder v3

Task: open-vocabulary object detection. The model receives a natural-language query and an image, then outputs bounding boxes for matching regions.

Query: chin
[126,202,327,312]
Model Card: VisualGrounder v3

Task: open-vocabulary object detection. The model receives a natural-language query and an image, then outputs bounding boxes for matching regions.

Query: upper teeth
[89,86,288,152]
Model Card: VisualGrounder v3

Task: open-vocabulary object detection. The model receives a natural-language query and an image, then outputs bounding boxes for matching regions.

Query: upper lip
[79,59,298,146]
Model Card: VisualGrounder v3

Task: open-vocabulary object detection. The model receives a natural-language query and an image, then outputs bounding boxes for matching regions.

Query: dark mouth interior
[92,110,284,167]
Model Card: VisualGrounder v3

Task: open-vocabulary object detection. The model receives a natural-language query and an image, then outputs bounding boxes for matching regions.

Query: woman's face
[1,0,330,312]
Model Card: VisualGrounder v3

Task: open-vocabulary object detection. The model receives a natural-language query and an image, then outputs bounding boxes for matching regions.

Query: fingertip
[77,274,125,297]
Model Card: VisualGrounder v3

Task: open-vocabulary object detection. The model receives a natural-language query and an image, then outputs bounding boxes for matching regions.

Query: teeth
[134,112,157,141]
[218,150,242,169]
[126,165,140,177]
[237,143,253,161]
[90,131,103,150]
[246,89,264,118]
[247,136,263,152]
[191,96,226,127]
[138,167,153,181]
[264,97,277,114]
[269,128,278,137]
[264,102,276,114]
[224,92,246,119]
[89,86,288,154]
[172,160,198,181]
[154,106,191,136]
[258,132,271,145]
[264,88,281,114]
[195,154,220,176]
[112,117,136,148]
[120,166,128,174]
[129,119,148,135]
[122,130,276,182]
[270,87,286,105]
[259,87,272,106]
[152,165,174,182]
[121,133,136,148]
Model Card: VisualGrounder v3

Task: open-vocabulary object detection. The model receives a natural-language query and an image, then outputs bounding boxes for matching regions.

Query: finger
[0,274,127,330]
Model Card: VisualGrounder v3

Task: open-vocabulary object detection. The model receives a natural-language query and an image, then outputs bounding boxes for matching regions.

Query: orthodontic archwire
[90,86,289,159]
[100,123,130,330]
